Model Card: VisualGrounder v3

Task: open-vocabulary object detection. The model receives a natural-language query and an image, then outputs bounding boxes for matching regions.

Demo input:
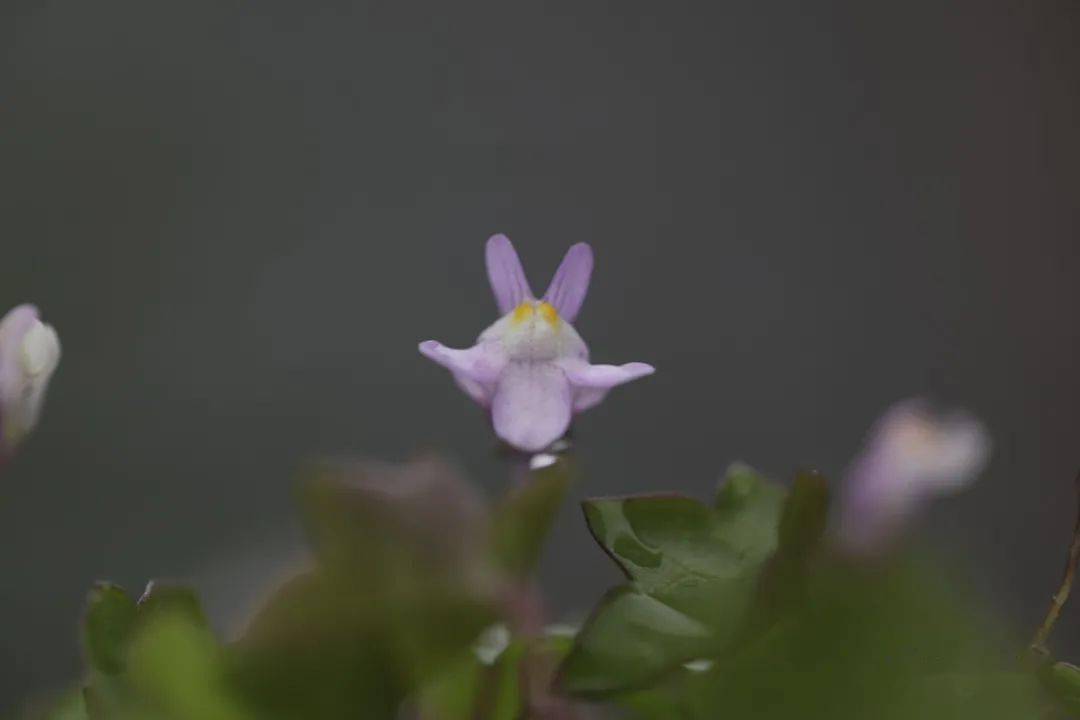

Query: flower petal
[0,305,61,452]
[491,362,572,452]
[486,234,534,315]
[0,305,41,400]
[419,340,506,405]
[561,359,654,412]
[542,243,593,323]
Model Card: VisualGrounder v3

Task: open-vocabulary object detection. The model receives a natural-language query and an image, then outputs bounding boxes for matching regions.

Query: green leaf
[490,456,574,579]
[126,612,252,720]
[561,463,786,696]
[650,559,1046,720]
[484,650,525,720]
[1046,660,1080,692]
[751,469,829,625]
[417,627,580,720]
[777,469,829,552]
[228,570,405,720]
[906,672,1044,720]
[229,458,502,719]
[83,583,137,676]
[300,458,493,597]
[75,581,249,720]
[299,457,499,661]
[558,587,714,696]
[135,582,208,629]
[82,580,207,681]
[416,639,527,720]
[413,652,484,720]
[1042,661,1080,714]
[712,462,788,552]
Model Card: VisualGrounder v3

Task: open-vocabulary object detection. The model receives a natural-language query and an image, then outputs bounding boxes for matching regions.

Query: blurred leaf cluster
[559,464,1051,720]
[33,456,574,720]
[27,457,1080,719]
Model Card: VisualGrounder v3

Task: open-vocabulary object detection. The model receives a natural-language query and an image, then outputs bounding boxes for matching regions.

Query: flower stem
[495,452,584,720]
[1030,469,1080,654]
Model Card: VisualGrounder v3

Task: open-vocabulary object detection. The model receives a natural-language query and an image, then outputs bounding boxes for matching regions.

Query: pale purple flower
[837,398,990,555]
[0,305,61,458]
[419,235,654,453]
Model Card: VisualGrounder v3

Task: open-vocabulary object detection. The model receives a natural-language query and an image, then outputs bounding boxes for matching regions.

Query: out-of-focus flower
[0,304,61,457]
[420,235,654,453]
[837,399,990,555]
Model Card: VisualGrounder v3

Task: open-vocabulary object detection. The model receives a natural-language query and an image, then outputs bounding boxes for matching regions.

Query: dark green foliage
[42,455,577,720]
[560,464,787,695]
[226,455,574,719]
[33,454,1057,720]
[73,581,244,720]
[82,583,137,677]
[490,458,574,580]
[562,464,1046,720]
[1041,660,1080,715]
[416,631,577,720]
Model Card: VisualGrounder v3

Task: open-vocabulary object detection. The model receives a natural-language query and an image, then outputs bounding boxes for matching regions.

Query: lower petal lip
[491,362,573,452]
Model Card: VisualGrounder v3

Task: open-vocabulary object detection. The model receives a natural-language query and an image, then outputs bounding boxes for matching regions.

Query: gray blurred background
[2,0,1079,710]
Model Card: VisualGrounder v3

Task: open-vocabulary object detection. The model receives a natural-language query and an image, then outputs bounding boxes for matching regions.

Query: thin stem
[1030,469,1080,653]
[469,454,547,720]
[492,451,583,720]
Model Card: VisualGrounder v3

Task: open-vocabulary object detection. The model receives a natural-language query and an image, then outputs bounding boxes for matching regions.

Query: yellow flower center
[512,303,534,323]
[538,301,559,325]
[512,301,559,326]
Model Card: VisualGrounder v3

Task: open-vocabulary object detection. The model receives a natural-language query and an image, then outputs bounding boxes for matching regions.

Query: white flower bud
[0,305,61,453]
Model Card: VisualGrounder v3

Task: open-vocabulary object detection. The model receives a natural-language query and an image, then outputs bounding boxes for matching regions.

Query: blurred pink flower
[0,304,61,460]
[838,399,990,554]
[420,235,654,453]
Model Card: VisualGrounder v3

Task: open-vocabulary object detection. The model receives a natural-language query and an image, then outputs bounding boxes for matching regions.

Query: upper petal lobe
[542,243,593,323]
[485,234,534,315]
